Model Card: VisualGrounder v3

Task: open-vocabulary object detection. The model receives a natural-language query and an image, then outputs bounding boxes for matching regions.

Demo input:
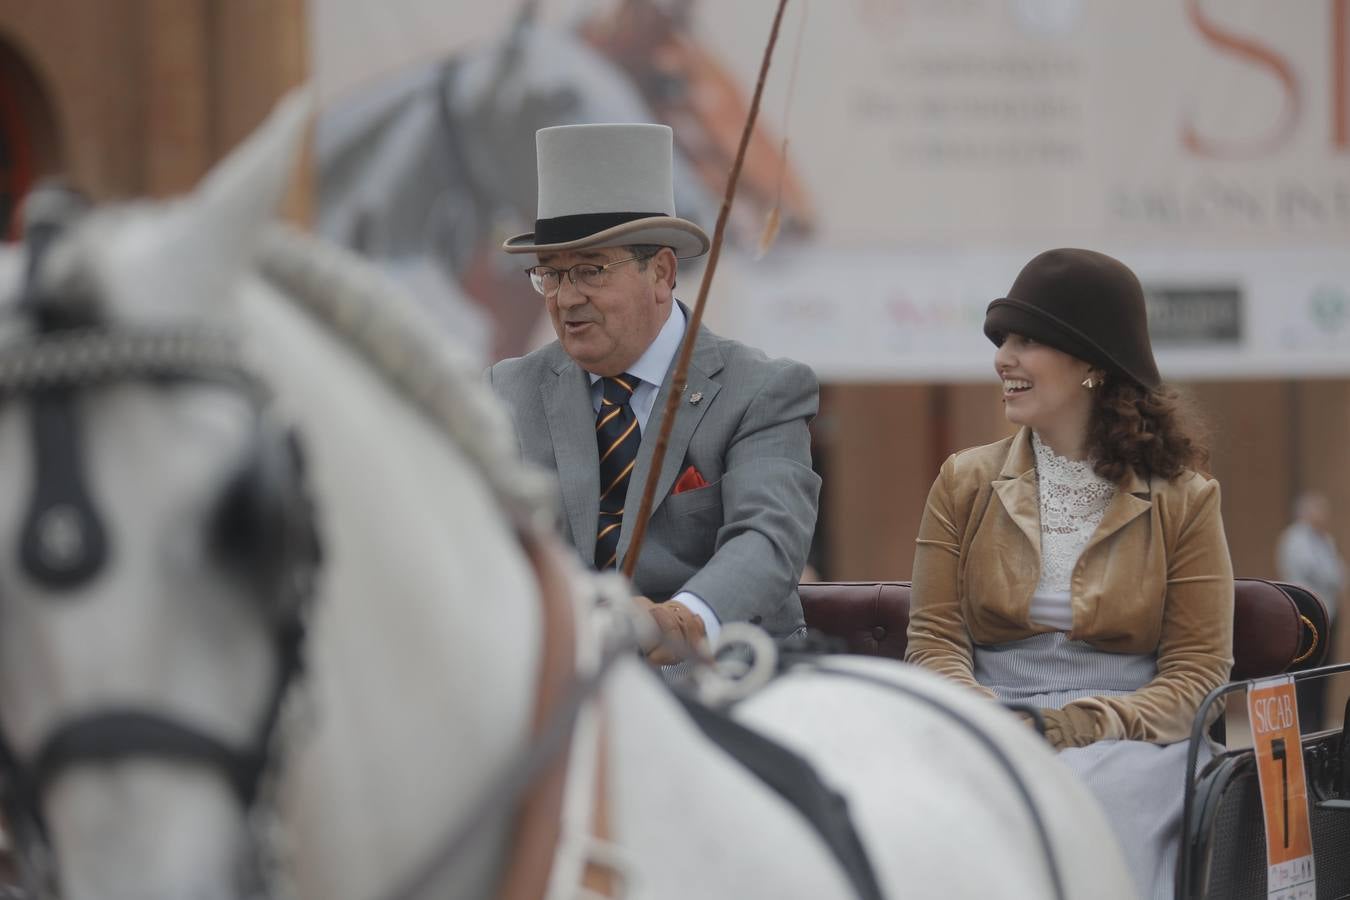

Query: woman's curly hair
[1085,377,1210,484]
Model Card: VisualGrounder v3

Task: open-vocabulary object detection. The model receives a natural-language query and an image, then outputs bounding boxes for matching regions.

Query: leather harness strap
[581,715,614,897]
[496,534,615,900]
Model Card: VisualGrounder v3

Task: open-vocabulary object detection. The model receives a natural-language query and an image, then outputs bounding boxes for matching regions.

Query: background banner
[313,0,1350,379]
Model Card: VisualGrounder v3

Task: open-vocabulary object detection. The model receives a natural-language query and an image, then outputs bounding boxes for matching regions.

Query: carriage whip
[621,0,792,581]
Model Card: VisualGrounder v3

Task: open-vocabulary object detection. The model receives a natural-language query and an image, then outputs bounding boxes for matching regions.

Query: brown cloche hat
[983,248,1161,389]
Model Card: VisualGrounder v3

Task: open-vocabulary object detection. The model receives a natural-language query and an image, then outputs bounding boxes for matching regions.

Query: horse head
[0,93,317,900]
[0,84,576,900]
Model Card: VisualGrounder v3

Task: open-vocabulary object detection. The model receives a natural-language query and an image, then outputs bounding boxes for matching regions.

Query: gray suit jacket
[486,314,819,637]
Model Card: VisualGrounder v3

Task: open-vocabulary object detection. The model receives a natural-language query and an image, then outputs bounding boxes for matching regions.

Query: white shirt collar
[587,302,686,389]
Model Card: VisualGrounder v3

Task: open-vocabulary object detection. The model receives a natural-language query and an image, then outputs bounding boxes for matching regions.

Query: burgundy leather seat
[798,577,1329,679]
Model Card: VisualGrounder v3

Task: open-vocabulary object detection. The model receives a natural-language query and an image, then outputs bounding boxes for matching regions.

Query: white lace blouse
[1028,432,1117,630]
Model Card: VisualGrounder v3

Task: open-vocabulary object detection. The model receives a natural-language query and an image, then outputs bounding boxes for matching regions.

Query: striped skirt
[975,633,1215,900]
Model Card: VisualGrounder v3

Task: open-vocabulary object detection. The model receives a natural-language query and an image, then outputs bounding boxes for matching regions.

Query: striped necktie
[595,374,641,570]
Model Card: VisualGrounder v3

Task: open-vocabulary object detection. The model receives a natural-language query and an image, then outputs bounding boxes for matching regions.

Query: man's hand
[632,595,708,665]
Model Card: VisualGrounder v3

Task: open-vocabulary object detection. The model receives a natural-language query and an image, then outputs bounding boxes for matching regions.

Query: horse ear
[195,87,312,230]
[27,88,311,327]
[146,86,313,319]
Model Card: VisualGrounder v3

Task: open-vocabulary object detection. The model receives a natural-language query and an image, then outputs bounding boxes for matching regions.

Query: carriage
[0,92,1345,900]
[796,579,1350,900]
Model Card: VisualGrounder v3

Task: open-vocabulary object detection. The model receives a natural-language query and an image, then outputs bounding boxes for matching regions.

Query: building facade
[0,0,307,223]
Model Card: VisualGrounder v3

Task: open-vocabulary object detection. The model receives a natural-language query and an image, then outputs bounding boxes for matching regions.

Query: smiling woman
[993,333,1095,458]
[906,248,1231,900]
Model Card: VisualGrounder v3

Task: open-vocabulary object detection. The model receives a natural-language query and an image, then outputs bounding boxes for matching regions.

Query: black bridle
[0,217,321,898]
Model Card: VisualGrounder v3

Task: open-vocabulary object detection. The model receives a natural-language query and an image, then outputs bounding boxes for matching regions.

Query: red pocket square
[672,465,709,495]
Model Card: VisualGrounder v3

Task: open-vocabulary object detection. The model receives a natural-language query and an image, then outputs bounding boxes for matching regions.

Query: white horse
[0,93,1137,900]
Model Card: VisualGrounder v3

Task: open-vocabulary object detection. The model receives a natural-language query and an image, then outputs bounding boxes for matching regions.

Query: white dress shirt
[586,303,721,643]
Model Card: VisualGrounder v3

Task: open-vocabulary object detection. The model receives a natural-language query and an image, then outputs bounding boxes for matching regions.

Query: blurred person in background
[906,248,1234,900]
[1278,491,1346,731]
[487,123,820,666]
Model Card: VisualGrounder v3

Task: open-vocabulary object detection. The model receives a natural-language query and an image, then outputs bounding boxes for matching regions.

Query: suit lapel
[991,427,1154,559]
[542,359,600,559]
[617,325,724,564]
[992,428,1042,555]
[1083,468,1152,553]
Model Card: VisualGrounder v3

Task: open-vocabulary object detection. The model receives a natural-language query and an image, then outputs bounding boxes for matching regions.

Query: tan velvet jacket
[905,427,1234,749]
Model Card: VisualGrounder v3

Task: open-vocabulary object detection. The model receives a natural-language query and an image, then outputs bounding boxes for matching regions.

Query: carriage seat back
[798,578,1330,679]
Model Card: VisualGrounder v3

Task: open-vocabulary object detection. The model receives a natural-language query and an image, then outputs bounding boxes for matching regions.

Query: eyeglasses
[524,254,652,296]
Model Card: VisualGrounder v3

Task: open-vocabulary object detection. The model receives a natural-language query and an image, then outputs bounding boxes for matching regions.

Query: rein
[776,654,1069,900]
[377,552,636,900]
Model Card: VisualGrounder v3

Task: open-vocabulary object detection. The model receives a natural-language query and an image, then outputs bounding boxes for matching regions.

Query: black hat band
[532,211,667,246]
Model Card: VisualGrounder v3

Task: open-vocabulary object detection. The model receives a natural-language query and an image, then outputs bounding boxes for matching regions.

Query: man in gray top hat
[486,123,819,662]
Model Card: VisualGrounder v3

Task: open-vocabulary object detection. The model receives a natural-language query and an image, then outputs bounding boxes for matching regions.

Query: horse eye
[209,424,320,609]
[210,437,284,585]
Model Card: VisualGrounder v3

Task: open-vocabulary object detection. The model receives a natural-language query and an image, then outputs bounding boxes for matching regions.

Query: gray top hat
[502,123,710,259]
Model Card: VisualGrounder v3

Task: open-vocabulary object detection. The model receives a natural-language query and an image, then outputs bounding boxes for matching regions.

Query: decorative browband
[532,211,667,245]
[0,328,255,394]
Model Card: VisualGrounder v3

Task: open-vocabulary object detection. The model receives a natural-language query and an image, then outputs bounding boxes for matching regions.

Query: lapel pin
[688,391,703,405]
